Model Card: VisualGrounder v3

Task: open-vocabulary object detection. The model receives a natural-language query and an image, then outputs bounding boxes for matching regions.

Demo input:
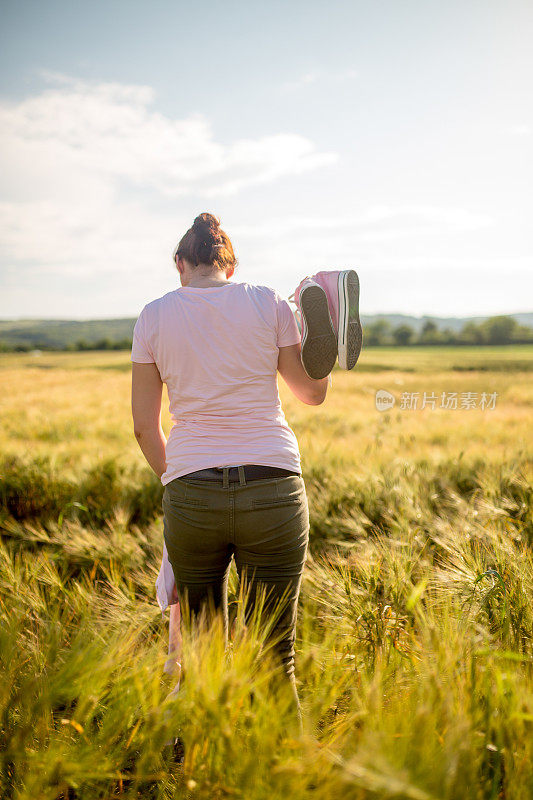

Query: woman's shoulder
[136,293,166,319]
[240,283,286,303]
[139,283,288,313]
[134,292,176,329]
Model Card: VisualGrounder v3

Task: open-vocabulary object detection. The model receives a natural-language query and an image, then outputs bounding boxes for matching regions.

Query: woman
[130,212,360,739]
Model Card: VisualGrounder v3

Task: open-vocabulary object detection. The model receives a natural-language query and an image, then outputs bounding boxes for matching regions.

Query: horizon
[1,0,532,318]
[2,309,533,324]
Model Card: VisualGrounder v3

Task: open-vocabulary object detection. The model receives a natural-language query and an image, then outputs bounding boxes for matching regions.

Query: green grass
[1,347,532,799]
[359,344,533,373]
[2,344,533,374]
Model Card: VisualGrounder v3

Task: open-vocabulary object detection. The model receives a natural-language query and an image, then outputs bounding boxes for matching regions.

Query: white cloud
[280,67,358,93]
[281,71,322,92]
[355,205,492,233]
[507,123,531,137]
[0,76,338,279]
[233,205,492,238]
[0,76,337,198]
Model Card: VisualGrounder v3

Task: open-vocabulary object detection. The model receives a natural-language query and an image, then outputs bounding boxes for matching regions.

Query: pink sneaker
[294,270,362,370]
[288,276,337,379]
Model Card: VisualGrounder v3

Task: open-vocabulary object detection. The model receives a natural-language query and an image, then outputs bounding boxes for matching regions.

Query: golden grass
[1,346,531,475]
[1,345,532,799]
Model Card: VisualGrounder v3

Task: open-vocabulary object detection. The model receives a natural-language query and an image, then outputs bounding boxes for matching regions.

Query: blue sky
[0,0,532,319]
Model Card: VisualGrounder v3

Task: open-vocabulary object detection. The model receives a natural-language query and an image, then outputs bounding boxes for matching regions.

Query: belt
[178,465,301,482]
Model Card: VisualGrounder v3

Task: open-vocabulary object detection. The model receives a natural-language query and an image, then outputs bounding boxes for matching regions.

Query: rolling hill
[0,312,532,350]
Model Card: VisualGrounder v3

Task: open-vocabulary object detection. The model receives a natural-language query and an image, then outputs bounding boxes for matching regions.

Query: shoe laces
[288,275,312,304]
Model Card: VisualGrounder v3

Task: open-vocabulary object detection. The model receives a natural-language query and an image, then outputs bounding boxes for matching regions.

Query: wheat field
[1,345,532,799]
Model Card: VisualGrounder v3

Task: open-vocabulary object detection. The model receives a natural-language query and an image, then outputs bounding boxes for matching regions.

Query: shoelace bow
[288,275,312,304]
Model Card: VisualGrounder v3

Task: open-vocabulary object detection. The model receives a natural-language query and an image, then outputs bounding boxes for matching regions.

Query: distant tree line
[0,337,133,353]
[366,315,533,347]
[1,315,532,352]
[67,337,134,351]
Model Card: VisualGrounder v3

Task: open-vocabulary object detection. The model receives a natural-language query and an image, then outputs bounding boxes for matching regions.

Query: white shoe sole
[337,270,362,370]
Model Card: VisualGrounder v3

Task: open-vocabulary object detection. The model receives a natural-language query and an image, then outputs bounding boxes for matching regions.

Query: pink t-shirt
[131,281,302,485]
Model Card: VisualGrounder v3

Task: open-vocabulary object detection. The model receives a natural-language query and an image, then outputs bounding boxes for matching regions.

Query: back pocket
[163,485,210,510]
[251,495,303,508]
[251,477,305,508]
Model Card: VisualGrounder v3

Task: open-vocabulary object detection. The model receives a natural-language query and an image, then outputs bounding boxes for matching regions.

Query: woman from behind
[131,212,330,739]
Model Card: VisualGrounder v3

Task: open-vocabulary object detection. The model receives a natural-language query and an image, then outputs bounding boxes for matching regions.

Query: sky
[0,0,532,320]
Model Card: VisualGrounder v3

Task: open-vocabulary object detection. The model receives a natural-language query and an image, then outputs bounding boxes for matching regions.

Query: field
[1,346,532,799]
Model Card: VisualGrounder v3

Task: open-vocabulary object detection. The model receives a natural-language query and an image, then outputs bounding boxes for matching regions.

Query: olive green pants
[162,468,309,733]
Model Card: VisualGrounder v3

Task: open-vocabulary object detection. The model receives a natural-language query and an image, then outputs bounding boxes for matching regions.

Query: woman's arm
[131,362,167,479]
[277,342,329,405]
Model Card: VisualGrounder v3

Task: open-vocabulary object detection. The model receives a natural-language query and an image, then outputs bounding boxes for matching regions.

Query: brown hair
[175,213,238,272]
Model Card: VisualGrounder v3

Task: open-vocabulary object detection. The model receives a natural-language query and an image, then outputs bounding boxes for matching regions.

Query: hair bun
[193,212,220,236]
[174,211,237,270]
